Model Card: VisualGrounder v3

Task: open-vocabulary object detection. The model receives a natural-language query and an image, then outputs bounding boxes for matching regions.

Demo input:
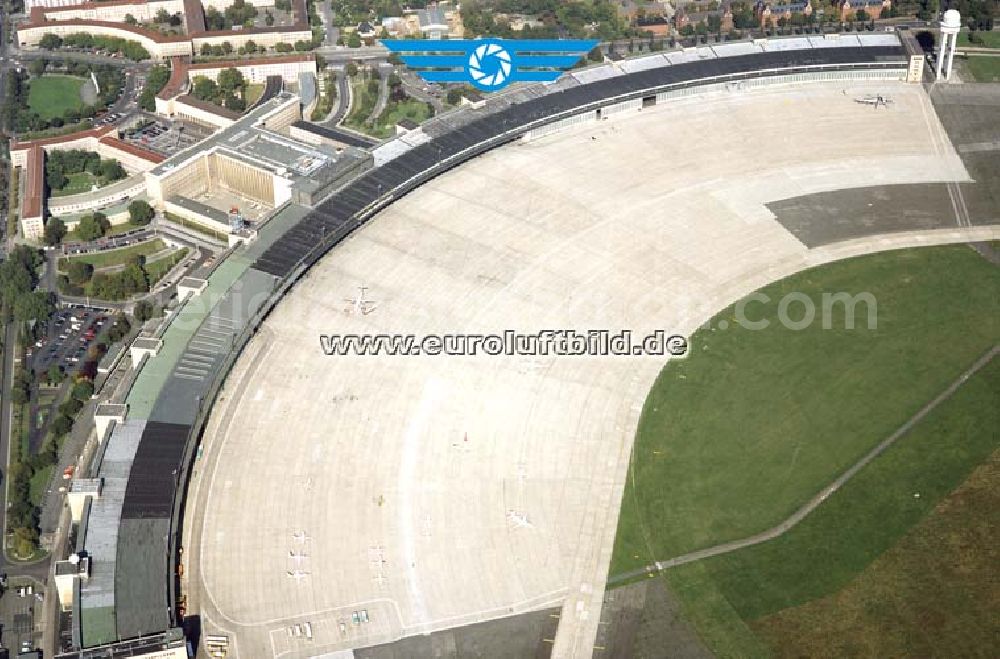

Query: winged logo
[383,39,599,92]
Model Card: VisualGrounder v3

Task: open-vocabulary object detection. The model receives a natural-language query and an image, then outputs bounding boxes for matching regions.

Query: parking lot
[0,577,42,656]
[60,228,157,256]
[29,307,112,380]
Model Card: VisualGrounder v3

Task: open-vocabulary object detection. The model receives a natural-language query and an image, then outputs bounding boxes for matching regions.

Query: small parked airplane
[286,570,311,582]
[344,286,377,316]
[289,550,309,563]
[855,94,894,109]
[291,531,311,544]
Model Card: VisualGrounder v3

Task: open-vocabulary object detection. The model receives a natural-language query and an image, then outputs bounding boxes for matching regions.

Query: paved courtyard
[183,81,998,658]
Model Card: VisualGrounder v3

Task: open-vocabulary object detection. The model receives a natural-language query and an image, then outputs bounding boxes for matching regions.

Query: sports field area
[28,75,86,120]
[611,245,1000,656]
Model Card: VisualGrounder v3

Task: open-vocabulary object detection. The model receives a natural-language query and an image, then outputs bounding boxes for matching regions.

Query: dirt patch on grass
[751,451,1000,658]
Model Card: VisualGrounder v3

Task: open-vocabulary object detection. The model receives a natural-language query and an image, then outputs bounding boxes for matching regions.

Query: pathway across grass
[661,356,999,656]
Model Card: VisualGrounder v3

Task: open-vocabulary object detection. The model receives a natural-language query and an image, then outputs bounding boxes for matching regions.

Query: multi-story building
[16,19,193,59]
[840,0,891,21]
[188,54,317,85]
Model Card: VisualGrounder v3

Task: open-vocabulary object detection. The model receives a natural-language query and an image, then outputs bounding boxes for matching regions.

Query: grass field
[958,30,1000,49]
[245,83,265,107]
[964,55,1000,82]
[29,463,54,507]
[373,98,433,137]
[50,171,97,197]
[60,239,165,270]
[753,449,1000,658]
[344,76,378,132]
[612,246,1000,575]
[28,75,86,120]
[145,248,188,284]
[662,358,999,656]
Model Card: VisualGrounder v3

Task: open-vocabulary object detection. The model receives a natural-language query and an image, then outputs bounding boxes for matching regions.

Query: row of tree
[0,246,54,326]
[39,33,151,61]
[138,65,171,112]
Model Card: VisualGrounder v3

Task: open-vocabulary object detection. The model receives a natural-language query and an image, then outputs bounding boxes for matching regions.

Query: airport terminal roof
[290,121,378,148]
[70,35,908,653]
[166,195,231,226]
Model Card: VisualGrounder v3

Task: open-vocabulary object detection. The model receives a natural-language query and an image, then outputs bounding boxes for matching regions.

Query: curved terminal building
[51,33,998,659]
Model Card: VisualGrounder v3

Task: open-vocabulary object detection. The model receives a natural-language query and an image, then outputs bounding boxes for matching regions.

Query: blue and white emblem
[383,39,599,92]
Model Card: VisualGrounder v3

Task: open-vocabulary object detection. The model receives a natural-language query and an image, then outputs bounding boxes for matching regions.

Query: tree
[447,88,463,105]
[76,214,106,241]
[223,93,246,112]
[29,59,47,78]
[128,200,155,225]
[59,397,83,417]
[347,32,362,48]
[52,414,74,437]
[192,76,219,101]
[155,8,171,23]
[588,46,603,62]
[48,364,65,385]
[346,61,359,77]
[134,299,154,322]
[217,68,245,95]
[98,160,126,183]
[124,13,138,26]
[66,260,94,285]
[72,379,94,401]
[265,11,275,26]
[39,34,62,50]
[43,218,67,246]
[13,291,55,324]
[12,526,38,558]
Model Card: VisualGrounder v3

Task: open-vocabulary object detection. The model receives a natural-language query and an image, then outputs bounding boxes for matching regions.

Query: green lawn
[50,171,97,197]
[145,248,188,283]
[965,55,1000,82]
[245,83,265,107]
[59,238,166,270]
[29,464,54,507]
[28,75,86,120]
[662,357,1000,656]
[958,30,1000,49]
[611,246,1000,575]
[344,76,378,131]
[753,449,1000,658]
[374,98,433,137]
